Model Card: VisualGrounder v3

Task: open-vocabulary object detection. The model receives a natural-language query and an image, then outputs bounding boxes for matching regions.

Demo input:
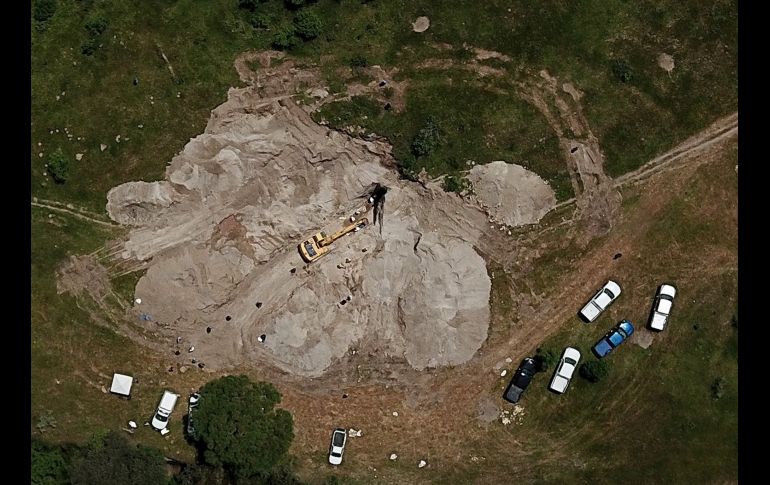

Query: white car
[151,390,179,431]
[649,284,677,331]
[549,347,581,394]
[579,280,621,322]
[328,428,347,465]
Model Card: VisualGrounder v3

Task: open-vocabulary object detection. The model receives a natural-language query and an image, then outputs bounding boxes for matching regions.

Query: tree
[70,432,166,485]
[294,10,322,40]
[46,148,69,183]
[349,54,368,68]
[32,440,69,485]
[193,375,294,479]
[579,360,609,383]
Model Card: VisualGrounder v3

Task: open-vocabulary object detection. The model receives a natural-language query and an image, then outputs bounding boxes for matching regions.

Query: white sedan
[549,347,582,394]
[579,280,621,322]
[649,284,677,331]
[328,428,347,465]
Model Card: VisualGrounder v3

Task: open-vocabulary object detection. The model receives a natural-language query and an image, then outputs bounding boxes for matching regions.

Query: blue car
[592,320,634,358]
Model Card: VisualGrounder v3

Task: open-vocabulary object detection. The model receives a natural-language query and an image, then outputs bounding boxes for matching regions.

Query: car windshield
[564,357,577,365]
[155,414,168,422]
[304,242,317,257]
[604,288,616,299]
[331,452,341,457]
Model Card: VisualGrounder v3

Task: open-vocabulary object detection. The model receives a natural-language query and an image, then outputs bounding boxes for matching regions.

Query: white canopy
[110,373,134,396]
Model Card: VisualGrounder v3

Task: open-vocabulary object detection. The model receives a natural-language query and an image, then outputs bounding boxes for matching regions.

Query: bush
[349,54,368,69]
[612,59,633,83]
[534,348,556,372]
[33,0,58,23]
[46,148,69,184]
[272,25,299,50]
[84,16,108,37]
[32,440,68,485]
[285,0,307,8]
[70,432,166,485]
[294,9,322,40]
[249,12,271,30]
[443,175,469,193]
[579,360,609,383]
[238,0,266,10]
[411,117,444,157]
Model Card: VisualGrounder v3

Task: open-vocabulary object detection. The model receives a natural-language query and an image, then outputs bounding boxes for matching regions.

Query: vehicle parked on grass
[579,280,622,322]
[186,392,200,438]
[328,428,347,465]
[592,320,635,358]
[151,390,179,431]
[549,347,581,394]
[649,284,677,331]
[503,357,537,404]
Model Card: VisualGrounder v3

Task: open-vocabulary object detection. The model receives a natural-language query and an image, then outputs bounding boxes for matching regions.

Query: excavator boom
[298,217,368,263]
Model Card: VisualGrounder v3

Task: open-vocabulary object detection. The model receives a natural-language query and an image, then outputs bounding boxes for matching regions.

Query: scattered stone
[100,144,107,151]
[101,386,108,394]
[179,366,188,373]
[657,53,675,73]
[225,315,232,321]
[56,95,60,101]
[198,362,205,369]
[500,370,507,377]
[362,248,368,252]
[115,135,121,143]
[418,460,427,468]
[258,334,266,342]
[174,350,180,356]
[390,453,398,460]
[138,124,143,129]
[505,357,512,363]
[128,421,137,429]
[256,302,263,308]
[188,346,195,352]
[38,152,43,158]
[75,153,83,161]
[342,393,348,399]
[412,16,430,33]
[348,429,363,437]
[392,411,399,417]
[206,327,212,333]
[289,268,296,274]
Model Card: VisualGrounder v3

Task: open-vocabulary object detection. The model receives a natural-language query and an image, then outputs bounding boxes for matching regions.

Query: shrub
[70,432,166,485]
[285,0,307,8]
[84,16,108,37]
[272,24,299,50]
[411,117,444,157]
[249,12,270,30]
[33,0,58,23]
[238,0,265,11]
[443,175,470,193]
[534,348,556,372]
[294,9,322,40]
[612,59,633,83]
[46,148,69,184]
[349,54,368,69]
[579,360,609,383]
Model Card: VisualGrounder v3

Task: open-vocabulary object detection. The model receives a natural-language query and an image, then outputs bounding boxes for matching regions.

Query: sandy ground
[97,53,557,378]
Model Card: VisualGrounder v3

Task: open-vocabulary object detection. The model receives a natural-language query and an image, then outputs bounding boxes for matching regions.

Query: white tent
[110,373,134,397]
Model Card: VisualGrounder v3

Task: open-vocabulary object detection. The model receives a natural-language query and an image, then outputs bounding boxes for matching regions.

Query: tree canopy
[69,432,166,485]
[193,375,295,479]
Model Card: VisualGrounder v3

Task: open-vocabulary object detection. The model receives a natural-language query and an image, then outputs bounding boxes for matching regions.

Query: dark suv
[503,357,537,404]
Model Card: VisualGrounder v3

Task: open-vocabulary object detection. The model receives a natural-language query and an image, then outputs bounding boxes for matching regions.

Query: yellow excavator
[299,217,369,263]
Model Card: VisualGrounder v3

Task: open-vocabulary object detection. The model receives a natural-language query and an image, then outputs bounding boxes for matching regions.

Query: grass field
[31,0,737,482]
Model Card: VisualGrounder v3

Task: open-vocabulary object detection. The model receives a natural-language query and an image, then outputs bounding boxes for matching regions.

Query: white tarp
[110,373,133,396]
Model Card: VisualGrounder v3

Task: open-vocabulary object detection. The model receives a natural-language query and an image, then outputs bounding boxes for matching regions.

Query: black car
[503,357,537,404]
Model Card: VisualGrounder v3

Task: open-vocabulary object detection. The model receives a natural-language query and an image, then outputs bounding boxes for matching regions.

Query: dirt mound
[467,161,557,226]
[103,55,499,377]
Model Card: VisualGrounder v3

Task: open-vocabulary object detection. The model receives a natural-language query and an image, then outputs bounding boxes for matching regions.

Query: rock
[128,421,137,428]
[418,460,427,468]
[115,135,121,143]
[100,144,107,151]
[392,411,399,417]
[101,386,108,393]
[390,453,398,460]
[179,366,188,373]
[505,357,512,363]
[412,16,430,33]
[657,53,675,73]
[500,370,507,377]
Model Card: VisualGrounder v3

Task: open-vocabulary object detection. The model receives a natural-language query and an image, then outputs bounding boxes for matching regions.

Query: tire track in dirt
[32,201,120,228]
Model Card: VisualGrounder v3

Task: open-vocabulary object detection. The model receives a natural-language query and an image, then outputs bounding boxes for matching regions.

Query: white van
[151,390,179,431]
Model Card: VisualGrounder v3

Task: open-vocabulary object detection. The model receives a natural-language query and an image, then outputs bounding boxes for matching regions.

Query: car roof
[659,284,676,297]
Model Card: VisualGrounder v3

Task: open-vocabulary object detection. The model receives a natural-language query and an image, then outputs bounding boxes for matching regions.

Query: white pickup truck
[151,390,179,431]
[579,280,621,322]
[549,347,581,394]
